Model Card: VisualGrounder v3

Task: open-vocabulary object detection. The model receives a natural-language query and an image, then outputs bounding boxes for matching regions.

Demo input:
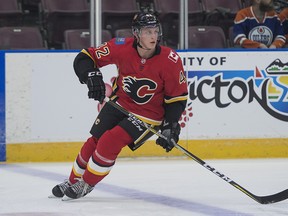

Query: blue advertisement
[0,51,5,161]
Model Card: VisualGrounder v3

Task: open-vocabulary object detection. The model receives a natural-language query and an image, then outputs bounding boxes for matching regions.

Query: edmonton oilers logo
[248,26,273,46]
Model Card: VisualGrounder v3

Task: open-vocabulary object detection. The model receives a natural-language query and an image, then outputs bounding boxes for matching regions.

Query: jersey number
[95,45,110,58]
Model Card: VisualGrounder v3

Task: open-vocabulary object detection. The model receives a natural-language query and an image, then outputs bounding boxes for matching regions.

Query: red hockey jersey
[82,38,188,125]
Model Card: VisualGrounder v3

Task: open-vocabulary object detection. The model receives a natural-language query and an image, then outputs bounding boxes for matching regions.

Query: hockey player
[233,0,286,48]
[51,12,188,200]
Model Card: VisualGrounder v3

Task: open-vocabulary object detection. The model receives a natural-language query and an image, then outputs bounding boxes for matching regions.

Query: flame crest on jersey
[122,76,157,104]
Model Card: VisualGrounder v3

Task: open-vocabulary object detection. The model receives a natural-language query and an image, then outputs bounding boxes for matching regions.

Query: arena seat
[102,0,139,37]
[154,0,205,48]
[188,26,227,48]
[201,0,242,38]
[0,0,23,27]
[64,29,112,50]
[114,28,133,38]
[40,0,89,49]
[0,26,47,50]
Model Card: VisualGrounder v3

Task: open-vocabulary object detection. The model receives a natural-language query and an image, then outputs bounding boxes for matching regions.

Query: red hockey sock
[69,136,98,184]
[83,126,133,185]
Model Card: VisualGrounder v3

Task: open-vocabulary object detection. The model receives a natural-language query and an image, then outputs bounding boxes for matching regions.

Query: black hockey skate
[50,180,71,198]
[62,178,94,200]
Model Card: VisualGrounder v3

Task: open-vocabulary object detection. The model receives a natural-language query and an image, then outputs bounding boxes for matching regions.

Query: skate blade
[62,195,73,201]
[48,194,61,199]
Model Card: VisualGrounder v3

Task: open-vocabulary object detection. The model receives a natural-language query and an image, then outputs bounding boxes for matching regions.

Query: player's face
[138,27,159,50]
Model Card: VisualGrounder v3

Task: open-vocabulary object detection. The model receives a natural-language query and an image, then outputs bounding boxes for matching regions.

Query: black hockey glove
[156,121,180,152]
[86,69,105,103]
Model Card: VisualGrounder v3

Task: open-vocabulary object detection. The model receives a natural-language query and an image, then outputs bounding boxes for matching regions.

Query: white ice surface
[1,158,288,216]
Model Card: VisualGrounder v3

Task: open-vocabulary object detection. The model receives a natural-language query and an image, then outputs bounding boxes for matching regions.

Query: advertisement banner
[178,50,288,139]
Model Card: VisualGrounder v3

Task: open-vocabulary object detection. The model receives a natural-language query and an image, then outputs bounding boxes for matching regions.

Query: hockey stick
[104,97,288,204]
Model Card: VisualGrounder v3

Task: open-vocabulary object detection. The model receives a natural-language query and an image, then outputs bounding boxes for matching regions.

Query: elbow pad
[73,51,97,83]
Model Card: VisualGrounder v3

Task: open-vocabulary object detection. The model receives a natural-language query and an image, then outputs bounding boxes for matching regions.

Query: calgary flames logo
[122,76,157,104]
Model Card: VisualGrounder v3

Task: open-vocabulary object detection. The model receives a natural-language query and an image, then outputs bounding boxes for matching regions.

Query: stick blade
[257,189,288,204]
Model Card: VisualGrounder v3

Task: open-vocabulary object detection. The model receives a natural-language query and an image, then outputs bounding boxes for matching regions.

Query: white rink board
[6,52,117,143]
[5,50,288,144]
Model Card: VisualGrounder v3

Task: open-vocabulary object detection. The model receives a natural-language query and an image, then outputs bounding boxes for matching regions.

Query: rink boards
[1,49,288,162]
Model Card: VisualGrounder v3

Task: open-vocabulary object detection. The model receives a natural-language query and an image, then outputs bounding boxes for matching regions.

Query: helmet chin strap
[137,42,151,50]
[136,35,152,50]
